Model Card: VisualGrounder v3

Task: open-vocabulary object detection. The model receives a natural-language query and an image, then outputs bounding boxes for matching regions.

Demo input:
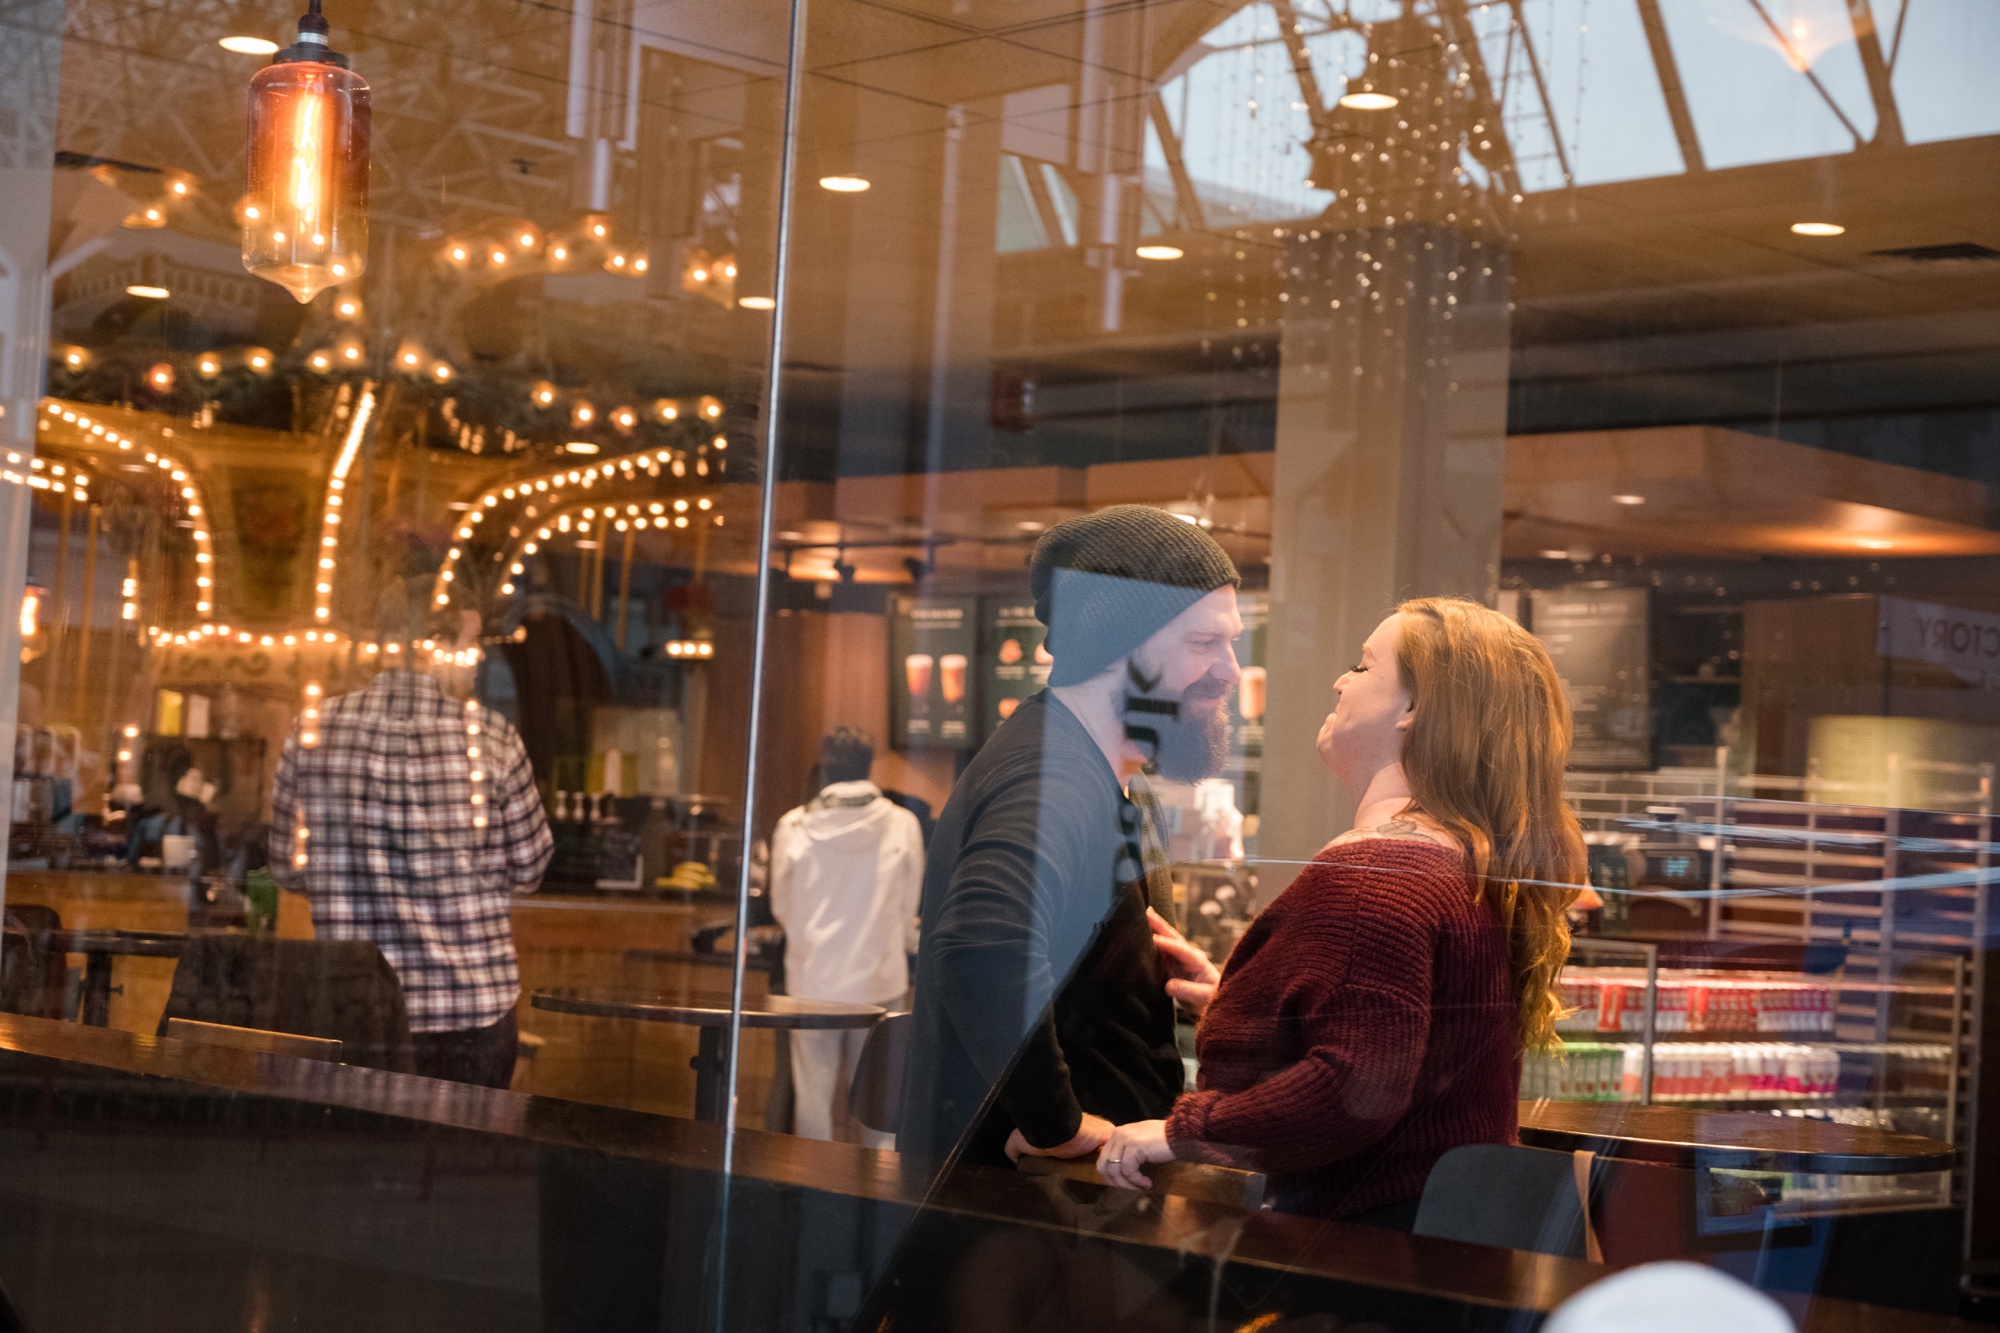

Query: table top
[531,988,884,1029]
[1518,1099,1955,1174]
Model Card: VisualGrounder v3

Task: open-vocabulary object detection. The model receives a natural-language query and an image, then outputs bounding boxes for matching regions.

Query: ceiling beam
[1634,0,1706,173]
[1146,92,1206,231]
[1845,0,1906,148]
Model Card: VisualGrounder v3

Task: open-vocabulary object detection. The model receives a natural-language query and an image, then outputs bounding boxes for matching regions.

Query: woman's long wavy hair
[1392,597,1586,1050]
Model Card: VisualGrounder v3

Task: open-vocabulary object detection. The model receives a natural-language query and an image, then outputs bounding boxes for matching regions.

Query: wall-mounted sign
[890,595,977,749]
[1532,586,1650,770]
[1878,595,2000,689]
[981,599,1053,743]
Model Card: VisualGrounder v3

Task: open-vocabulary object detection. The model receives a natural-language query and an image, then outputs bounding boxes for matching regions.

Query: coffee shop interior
[7,0,2000,1327]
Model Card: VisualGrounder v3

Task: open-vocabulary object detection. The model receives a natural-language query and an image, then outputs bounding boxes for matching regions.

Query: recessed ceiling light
[1611,493,1646,505]
[126,285,169,299]
[1791,221,1845,237]
[1857,537,1894,549]
[738,296,775,310]
[219,35,279,54]
[563,441,600,455]
[1135,244,1184,261]
[1338,92,1398,111]
[1539,549,1571,560]
[818,175,870,193]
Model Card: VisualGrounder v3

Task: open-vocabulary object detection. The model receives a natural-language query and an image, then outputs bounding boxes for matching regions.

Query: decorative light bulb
[241,0,370,303]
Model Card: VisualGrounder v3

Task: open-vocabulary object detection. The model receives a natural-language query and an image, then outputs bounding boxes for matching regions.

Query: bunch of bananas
[656,860,718,892]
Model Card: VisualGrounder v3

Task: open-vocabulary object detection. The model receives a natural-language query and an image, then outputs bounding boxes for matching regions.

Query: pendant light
[241,0,371,303]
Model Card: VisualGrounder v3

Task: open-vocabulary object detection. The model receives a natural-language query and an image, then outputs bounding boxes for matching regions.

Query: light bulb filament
[290,88,325,238]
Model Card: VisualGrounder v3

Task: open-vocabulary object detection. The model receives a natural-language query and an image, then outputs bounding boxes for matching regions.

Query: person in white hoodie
[769,728,925,1145]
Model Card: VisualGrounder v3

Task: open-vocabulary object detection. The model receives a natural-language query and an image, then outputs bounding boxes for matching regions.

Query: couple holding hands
[897,505,1583,1226]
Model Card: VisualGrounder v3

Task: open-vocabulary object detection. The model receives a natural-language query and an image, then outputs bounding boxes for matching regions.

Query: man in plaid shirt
[270,649,552,1087]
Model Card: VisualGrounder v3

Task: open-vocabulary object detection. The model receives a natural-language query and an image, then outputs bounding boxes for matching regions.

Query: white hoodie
[768,780,925,1004]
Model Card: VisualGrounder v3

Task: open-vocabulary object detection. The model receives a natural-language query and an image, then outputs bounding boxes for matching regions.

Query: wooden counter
[2,871,776,1126]
[0,1013,1979,1333]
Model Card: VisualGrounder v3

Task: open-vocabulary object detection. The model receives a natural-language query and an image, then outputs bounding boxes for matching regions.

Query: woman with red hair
[1095,597,1585,1226]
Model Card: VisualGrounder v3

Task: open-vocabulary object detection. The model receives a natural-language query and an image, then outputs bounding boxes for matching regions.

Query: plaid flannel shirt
[270,670,553,1033]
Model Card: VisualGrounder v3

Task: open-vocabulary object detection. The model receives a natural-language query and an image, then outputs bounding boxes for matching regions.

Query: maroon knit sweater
[1166,838,1519,1218]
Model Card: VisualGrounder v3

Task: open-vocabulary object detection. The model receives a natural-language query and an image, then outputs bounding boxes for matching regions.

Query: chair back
[848,1011,912,1135]
[1416,1143,1701,1265]
[1414,1143,1590,1259]
[0,906,66,1019]
[159,935,414,1072]
[165,1017,342,1062]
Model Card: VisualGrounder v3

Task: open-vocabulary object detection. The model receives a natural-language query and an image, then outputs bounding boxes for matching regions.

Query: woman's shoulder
[1278,830,1474,920]
[1319,819,1464,868]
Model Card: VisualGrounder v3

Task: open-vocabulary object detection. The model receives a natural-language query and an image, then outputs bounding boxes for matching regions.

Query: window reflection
[3,0,2000,1325]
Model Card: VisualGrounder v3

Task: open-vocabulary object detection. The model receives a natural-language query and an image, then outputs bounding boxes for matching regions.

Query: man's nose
[1214,643,1242,686]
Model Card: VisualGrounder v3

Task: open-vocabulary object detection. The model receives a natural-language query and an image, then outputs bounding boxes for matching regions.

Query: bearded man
[897,505,1242,1168]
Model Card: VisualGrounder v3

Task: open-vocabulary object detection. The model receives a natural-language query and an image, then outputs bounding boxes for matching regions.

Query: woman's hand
[1148,907,1220,1017]
[1006,1113,1113,1164]
[1096,1119,1175,1190]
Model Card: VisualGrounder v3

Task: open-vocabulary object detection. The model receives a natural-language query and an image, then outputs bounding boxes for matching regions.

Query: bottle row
[1555,969,1837,1035]
[1526,1041,1952,1104]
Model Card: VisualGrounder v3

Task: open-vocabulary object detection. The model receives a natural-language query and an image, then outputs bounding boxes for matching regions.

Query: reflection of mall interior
[8,0,2000,1326]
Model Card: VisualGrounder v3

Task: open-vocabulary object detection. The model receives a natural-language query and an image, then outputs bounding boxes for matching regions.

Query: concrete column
[1255,224,1512,862]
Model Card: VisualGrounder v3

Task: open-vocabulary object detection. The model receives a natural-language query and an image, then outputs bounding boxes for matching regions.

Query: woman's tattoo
[1334,815,1456,848]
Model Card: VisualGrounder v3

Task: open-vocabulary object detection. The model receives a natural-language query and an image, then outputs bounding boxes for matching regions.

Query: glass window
[2,0,1998,1327]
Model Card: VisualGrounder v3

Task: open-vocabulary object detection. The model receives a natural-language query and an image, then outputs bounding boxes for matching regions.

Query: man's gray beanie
[1029,505,1240,687]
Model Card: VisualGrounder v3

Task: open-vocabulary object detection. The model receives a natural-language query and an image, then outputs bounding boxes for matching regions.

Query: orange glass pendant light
[241,0,370,303]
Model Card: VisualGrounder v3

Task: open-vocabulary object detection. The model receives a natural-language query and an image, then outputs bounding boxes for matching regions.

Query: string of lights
[429,442,729,610]
[313,383,376,625]
[38,399,215,624]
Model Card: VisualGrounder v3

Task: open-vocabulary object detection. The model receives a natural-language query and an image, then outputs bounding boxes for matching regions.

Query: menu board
[889,595,978,749]
[981,599,1055,743]
[1531,586,1651,769]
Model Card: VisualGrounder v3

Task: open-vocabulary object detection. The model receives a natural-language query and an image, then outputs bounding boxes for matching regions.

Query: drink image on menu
[1239,665,1267,721]
[980,598,1056,742]
[905,654,935,720]
[939,654,969,715]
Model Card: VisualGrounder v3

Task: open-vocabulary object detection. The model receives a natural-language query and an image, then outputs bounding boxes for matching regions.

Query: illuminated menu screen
[889,595,978,749]
[981,600,1054,743]
[1531,586,1652,770]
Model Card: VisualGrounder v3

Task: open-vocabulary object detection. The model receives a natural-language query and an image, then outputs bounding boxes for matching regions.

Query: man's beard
[1123,670,1231,782]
